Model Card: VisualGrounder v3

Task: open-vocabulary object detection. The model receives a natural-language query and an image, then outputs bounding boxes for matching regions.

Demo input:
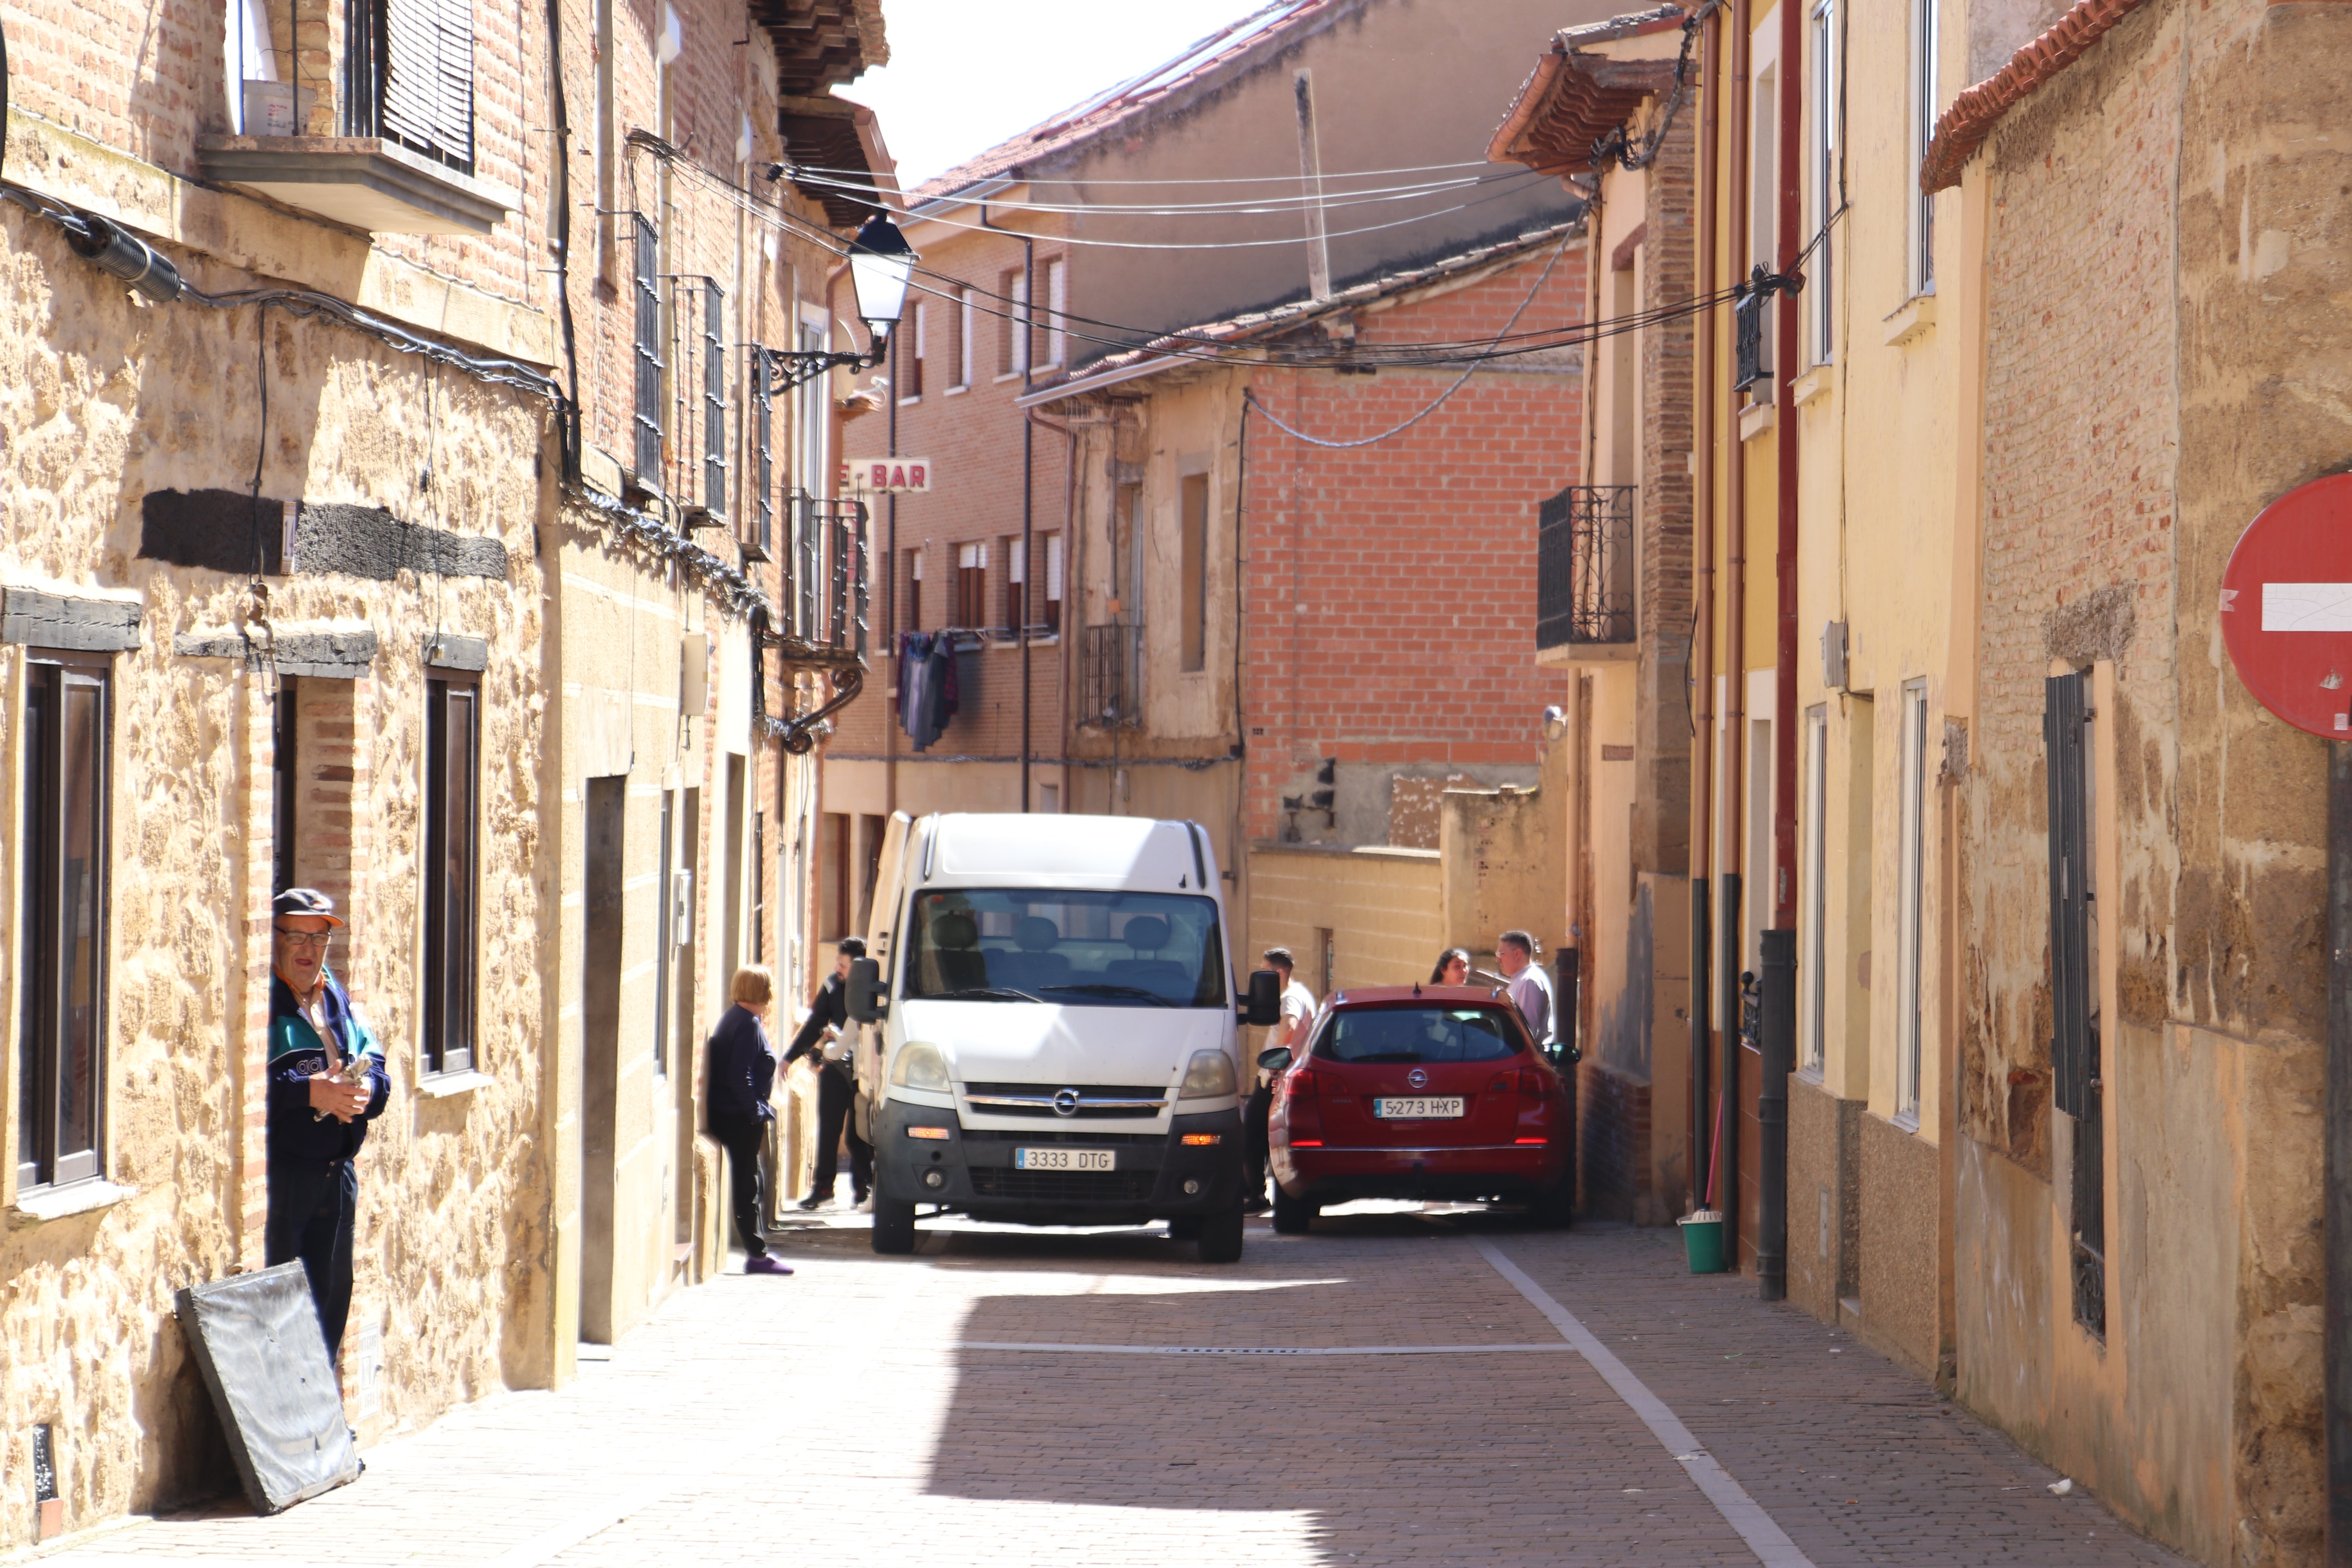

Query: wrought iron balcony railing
[1081,623,1145,730]
[1536,485,1636,650]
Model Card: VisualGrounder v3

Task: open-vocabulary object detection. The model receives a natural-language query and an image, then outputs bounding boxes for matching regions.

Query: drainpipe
[1688,2,1721,1218]
[1717,0,1753,1263]
[2330,744,2352,1564]
[1756,0,1807,1303]
[1027,405,1078,814]
[979,201,1038,813]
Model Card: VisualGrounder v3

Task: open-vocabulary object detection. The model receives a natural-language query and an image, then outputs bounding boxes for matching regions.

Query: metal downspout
[1757,0,1807,1303]
[1718,0,1753,1263]
[1689,0,1722,1220]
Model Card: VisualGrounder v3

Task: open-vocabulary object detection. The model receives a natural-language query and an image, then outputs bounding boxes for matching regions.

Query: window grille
[2044,669,2105,1336]
[1735,285,1769,391]
[702,285,727,515]
[779,492,869,656]
[347,0,476,172]
[630,217,663,488]
[1535,486,1636,649]
[746,346,774,560]
[1082,624,1145,729]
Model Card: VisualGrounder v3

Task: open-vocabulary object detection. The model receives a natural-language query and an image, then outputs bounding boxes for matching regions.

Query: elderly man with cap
[265,888,390,1365]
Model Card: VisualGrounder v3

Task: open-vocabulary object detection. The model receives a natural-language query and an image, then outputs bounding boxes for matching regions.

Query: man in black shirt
[786,938,872,1210]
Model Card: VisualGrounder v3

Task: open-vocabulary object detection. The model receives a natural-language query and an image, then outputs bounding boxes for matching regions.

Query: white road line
[1474,1240,1817,1568]
[951,1341,1575,1356]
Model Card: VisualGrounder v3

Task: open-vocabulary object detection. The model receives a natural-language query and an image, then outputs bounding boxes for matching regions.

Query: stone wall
[0,197,553,1543]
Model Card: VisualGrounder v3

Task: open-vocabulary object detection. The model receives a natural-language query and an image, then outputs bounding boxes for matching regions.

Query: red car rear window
[1313,1005,1528,1065]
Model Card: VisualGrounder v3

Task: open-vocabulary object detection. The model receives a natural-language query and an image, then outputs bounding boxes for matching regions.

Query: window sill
[993,370,1027,385]
[944,385,970,397]
[1890,1109,1922,1135]
[11,1179,136,1225]
[1738,401,1775,443]
[897,395,922,408]
[1882,292,1936,347]
[1793,364,1834,408]
[417,1069,493,1099]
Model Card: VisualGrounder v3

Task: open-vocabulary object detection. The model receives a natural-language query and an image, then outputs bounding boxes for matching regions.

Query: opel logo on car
[1052,1087,1082,1117]
[1407,1068,1429,1090]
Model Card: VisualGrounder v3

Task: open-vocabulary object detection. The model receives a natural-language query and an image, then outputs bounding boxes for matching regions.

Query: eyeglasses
[273,926,334,950]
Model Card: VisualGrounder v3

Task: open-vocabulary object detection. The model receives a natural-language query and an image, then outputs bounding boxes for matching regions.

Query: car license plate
[1013,1147,1116,1171]
[1373,1096,1466,1120]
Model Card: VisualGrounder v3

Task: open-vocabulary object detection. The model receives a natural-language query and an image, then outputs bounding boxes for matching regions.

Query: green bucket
[1679,1210,1726,1274]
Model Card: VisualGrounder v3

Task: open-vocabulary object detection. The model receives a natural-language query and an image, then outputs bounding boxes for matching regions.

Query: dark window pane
[57,679,102,1174]
[16,670,51,1186]
[445,687,475,1072]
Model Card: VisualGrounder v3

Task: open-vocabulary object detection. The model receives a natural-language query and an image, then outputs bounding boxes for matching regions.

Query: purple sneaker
[745,1255,793,1276]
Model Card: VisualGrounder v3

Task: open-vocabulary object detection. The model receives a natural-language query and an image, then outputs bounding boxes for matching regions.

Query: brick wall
[1578,1058,1652,1222]
[1239,241,1589,843]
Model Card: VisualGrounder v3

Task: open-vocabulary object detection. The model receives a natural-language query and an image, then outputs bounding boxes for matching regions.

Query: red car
[1262,984,1575,1233]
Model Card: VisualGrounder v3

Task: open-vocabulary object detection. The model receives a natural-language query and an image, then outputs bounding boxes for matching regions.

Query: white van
[846,812,1278,1261]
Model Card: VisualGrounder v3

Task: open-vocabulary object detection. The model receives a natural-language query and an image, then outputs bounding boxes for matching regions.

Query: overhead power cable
[1242,227,1578,448]
[791,157,1515,187]
[792,166,1546,218]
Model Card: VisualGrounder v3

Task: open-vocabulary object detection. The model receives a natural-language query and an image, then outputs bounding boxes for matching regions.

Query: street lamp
[757,213,919,394]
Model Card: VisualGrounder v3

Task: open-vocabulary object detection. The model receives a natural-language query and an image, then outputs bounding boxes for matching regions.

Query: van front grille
[961,1083,1167,1119]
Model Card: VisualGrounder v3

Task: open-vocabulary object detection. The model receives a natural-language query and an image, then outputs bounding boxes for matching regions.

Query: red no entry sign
[2221,472,2352,739]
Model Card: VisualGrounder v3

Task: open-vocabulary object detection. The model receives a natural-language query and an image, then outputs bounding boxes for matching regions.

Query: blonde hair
[730,965,776,1009]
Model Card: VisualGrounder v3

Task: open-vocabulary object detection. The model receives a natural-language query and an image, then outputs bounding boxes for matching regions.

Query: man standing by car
[786,937,872,1210]
[1245,946,1318,1213]
[1497,929,1554,1050]
[266,889,390,1366]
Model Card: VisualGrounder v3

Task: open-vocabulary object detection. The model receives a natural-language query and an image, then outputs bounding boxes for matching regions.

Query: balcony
[1536,485,1635,655]
[780,491,869,666]
[1082,624,1145,730]
[196,11,514,234]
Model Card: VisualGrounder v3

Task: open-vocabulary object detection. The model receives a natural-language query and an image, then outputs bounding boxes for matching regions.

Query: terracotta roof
[908,0,1349,201]
[1020,216,1584,406]
[1920,0,2151,193]
[1486,9,1686,178]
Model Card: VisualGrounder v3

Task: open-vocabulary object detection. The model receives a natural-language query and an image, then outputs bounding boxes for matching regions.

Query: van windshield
[902,889,1229,1008]
[1313,1005,1528,1064]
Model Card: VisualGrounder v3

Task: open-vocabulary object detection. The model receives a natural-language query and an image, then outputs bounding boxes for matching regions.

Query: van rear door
[854,811,913,1138]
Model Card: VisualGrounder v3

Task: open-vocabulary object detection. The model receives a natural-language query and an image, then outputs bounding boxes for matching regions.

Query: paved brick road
[46,1207,2191,1567]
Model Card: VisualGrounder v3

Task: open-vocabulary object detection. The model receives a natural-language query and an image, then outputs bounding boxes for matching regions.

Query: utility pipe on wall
[1757,0,1808,1304]
[1688,0,1722,1219]
[1718,0,1754,1265]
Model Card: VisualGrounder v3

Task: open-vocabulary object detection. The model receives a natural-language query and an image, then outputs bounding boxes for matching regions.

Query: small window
[905,547,924,631]
[1041,257,1067,368]
[423,673,479,1076]
[1894,680,1929,1124]
[955,541,987,630]
[1811,0,1838,363]
[1043,531,1064,635]
[17,658,109,1191]
[955,288,974,388]
[352,0,479,173]
[903,301,926,401]
[1180,473,1209,671]
[1800,704,1828,1076]
[1002,535,1022,633]
[998,268,1028,377]
[1912,0,1939,292]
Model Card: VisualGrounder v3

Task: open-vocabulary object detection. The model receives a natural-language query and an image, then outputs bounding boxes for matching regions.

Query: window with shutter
[366,0,476,172]
[2044,668,2106,1336]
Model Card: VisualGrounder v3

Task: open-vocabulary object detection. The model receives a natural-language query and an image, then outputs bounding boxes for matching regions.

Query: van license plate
[1374,1097,1465,1120]
[1013,1147,1116,1171]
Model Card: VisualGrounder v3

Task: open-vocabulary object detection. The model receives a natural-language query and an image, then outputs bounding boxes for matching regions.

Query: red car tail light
[1280,1069,1325,1147]
[1520,1068,1546,1102]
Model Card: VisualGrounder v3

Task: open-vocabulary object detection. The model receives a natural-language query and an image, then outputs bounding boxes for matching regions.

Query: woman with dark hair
[1428,948,1472,987]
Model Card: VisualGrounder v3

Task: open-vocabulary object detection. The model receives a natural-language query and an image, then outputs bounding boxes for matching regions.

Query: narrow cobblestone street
[50,1210,2189,1568]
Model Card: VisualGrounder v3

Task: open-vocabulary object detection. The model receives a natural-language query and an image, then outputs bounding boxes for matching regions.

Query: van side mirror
[1257,1045,1293,1073]
[846,957,889,1023]
[1243,969,1281,1026]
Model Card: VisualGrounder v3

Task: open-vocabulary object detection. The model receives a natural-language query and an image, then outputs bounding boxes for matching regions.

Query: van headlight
[1178,1048,1237,1099]
[890,1041,952,1093]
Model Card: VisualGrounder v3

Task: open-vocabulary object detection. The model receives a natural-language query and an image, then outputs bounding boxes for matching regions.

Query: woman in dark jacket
[707,966,791,1276]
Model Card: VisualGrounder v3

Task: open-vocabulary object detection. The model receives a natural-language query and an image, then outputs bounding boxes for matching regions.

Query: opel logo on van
[1407,1068,1429,1090]
[1052,1087,1082,1116]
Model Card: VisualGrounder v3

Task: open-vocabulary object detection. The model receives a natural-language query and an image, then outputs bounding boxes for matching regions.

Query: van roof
[922,813,1215,891]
